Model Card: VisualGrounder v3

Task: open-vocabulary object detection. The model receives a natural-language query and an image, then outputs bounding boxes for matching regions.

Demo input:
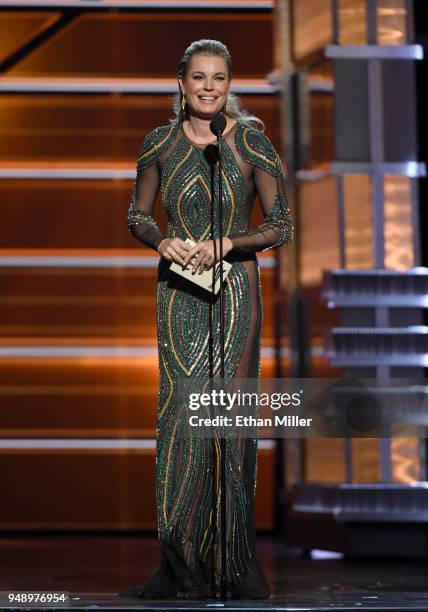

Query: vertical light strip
[338,0,367,45]
[377,0,407,46]
[343,174,374,268]
[384,175,414,270]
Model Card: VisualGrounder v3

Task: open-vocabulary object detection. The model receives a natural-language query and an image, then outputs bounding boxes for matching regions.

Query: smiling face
[178,53,231,119]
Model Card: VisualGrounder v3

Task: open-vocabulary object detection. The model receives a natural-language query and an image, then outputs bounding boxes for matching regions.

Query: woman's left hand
[182,237,233,274]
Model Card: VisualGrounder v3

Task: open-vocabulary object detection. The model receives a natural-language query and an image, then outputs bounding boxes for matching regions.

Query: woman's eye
[192,75,225,81]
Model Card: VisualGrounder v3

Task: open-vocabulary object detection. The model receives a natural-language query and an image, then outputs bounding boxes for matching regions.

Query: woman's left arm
[229,127,294,253]
[230,165,294,253]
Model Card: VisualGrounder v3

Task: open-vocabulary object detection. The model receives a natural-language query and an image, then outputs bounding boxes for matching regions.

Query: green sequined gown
[124,120,294,600]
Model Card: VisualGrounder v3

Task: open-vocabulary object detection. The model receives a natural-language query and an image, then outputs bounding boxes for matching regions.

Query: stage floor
[0,534,428,611]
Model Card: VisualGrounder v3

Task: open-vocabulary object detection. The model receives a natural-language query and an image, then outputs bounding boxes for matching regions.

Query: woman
[120,39,294,600]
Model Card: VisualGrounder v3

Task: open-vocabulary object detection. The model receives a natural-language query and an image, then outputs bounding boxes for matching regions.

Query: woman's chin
[190,106,224,119]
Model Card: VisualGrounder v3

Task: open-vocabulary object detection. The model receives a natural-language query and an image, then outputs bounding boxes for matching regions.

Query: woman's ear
[178,78,184,96]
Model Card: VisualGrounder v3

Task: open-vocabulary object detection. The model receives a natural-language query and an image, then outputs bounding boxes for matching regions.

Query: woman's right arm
[127,157,165,252]
[127,126,192,263]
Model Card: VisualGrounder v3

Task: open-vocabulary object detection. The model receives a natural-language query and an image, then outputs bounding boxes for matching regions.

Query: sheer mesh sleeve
[231,127,294,253]
[127,162,164,252]
[127,126,173,252]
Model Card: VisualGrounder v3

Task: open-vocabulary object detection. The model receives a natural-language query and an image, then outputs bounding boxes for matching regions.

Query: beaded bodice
[127,120,294,254]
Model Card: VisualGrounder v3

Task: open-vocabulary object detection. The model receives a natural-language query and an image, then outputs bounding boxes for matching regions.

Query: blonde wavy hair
[170,39,264,131]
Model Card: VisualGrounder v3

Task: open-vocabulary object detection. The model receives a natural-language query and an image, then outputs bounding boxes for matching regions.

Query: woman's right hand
[158,237,193,265]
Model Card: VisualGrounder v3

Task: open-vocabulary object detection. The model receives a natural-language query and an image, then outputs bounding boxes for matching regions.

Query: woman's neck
[183,114,236,144]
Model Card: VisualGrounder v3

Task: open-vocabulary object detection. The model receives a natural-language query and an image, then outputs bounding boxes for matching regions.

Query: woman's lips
[198,96,218,103]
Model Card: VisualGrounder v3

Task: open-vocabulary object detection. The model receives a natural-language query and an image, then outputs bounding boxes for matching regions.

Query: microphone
[210,113,227,137]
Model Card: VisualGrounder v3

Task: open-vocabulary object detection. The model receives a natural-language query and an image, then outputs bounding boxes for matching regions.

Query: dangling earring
[223,97,230,115]
[181,95,186,112]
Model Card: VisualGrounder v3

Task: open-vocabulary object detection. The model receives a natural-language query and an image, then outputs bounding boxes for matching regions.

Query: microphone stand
[207,113,227,601]
[217,125,227,602]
